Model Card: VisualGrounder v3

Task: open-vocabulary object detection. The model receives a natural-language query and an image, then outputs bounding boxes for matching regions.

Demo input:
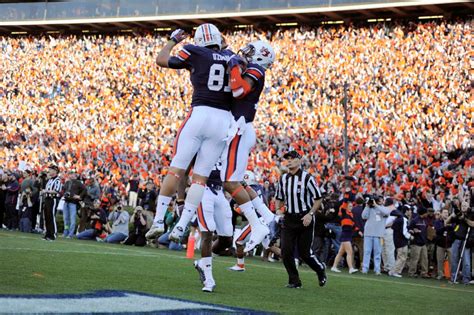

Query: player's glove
[170,29,187,44]
[227,54,246,70]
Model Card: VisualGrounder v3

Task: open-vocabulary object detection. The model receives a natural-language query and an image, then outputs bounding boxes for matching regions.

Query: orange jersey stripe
[225,135,240,180]
[237,226,251,242]
[197,204,208,231]
[178,50,190,60]
[245,69,263,80]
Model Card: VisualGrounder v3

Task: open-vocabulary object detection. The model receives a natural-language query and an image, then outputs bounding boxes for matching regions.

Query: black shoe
[318,274,327,287]
[286,283,302,289]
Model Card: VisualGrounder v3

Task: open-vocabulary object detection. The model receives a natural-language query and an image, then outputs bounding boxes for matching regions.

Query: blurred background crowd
[0,17,472,282]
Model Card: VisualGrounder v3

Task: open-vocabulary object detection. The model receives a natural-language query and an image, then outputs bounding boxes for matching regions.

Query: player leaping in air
[146,24,235,239]
[168,40,277,253]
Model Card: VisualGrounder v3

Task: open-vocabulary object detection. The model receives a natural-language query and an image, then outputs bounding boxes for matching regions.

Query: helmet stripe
[203,24,211,42]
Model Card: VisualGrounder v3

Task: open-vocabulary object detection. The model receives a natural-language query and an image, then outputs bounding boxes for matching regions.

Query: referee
[40,165,62,241]
[275,150,327,288]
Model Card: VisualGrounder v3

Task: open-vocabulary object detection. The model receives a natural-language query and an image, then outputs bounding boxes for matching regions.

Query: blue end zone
[0,290,275,314]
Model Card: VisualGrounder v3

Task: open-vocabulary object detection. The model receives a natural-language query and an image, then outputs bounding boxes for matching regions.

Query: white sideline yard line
[2,244,474,295]
[0,232,154,255]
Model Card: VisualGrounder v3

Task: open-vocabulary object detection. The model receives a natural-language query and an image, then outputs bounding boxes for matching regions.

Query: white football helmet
[240,40,275,69]
[244,170,257,186]
[194,23,222,49]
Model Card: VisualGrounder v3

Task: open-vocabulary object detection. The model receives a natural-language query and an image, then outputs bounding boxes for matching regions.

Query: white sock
[240,201,260,228]
[186,183,205,207]
[237,258,245,266]
[175,203,198,231]
[154,195,172,225]
[251,197,275,225]
[200,257,214,283]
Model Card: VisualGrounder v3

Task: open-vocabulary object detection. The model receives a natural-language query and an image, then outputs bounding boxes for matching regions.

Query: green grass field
[1,230,473,314]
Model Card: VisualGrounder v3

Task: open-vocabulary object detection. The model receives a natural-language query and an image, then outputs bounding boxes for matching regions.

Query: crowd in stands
[0,18,472,281]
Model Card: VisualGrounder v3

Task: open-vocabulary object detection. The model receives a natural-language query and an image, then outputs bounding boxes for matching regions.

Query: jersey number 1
[208,64,231,92]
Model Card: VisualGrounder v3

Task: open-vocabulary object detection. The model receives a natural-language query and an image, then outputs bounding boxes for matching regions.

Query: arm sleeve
[362,206,370,220]
[275,176,284,201]
[168,56,189,69]
[307,176,322,200]
[244,66,264,82]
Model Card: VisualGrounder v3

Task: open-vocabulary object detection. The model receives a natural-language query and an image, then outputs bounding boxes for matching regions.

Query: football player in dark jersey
[220,40,277,252]
[166,41,276,253]
[147,24,235,239]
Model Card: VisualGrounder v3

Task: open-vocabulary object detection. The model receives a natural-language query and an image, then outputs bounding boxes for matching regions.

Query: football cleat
[169,226,184,242]
[202,280,216,293]
[145,221,164,239]
[228,264,245,272]
[243,223,269,253]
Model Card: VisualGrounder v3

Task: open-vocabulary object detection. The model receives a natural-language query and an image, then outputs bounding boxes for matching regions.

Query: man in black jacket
[434,208,455,280]
[389,206,412,277]
[408,208,429,277]
[447,201,474,284]
[62,171,86,238]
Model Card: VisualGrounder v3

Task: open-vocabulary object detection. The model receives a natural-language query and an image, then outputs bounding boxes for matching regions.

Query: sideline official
[40,165,62,241]
[275,150,327,288]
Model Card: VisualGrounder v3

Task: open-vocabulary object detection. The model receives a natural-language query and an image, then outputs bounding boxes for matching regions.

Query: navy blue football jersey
[230,63,266,123]
[207,169,222,187]
[250,183,264,200]
[207,160,223,187]
[176,45,234,111]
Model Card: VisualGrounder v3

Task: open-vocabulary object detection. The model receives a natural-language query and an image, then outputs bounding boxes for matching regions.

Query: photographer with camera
[18,187,34,233]
[76,199,107,241]
[361,195,392,275]
[447,199,474,284]
[123,206,148,247]
[104,204,130,244]
[62,170,86,238]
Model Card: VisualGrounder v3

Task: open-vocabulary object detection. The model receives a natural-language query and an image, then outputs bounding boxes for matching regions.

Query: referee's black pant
[43,197,57,240]
[281,213,326,286]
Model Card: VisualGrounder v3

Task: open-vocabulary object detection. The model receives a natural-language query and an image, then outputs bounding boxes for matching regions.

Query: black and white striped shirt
[45,176,62,197]
[276,169,322,214]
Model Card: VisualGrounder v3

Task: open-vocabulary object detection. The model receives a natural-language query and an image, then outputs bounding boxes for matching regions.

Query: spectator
[351,197,365,268]
[361,196,392,275]
[157,204,184,250]
[138,181,157,212]
[0,172,8,229]
[123,206,147,247]
[76,199,107,241]
[18,187,34,233]
[407,208,429,278]
[331,202,358,274]
[78,176,101,233]
[3,172,20,230]
[381,198,397,274]
[62,170,86,238]
[126,174,140,208]
[434,208,455,280]
[447,200,474,284]
[389,205,412,277]
[104,204,130,244]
